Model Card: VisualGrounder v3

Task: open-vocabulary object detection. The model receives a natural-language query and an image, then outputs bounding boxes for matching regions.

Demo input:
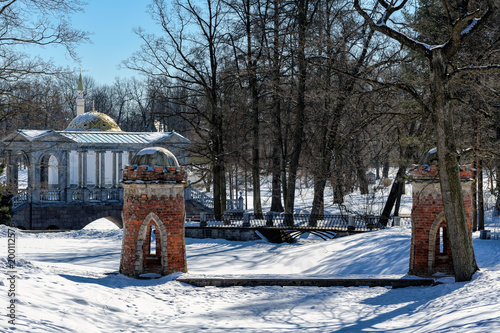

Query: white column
[118,152,123,184]
[112,152,117,187]
[78,151,83,188]
[100,151,106,188]
[95,151,100,187]
[82,151,88,188]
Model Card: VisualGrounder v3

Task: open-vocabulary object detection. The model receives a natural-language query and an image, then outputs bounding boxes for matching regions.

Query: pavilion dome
[131,147,180,168]
[65,111,122,132]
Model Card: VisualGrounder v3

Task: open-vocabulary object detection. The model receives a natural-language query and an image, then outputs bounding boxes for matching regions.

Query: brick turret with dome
[120,147,188,278]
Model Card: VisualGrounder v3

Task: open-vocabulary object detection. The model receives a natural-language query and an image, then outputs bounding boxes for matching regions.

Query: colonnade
[4,149,137,207]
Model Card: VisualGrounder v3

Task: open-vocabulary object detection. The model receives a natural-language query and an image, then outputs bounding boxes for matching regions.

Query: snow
[18,130,53,141]
[1,218,500,332]
[461,18,481,36]
[142,132,172,142]
[1,173,500,332]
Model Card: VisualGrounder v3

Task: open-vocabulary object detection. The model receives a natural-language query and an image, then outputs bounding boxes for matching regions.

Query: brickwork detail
[122,165,186,183]
[410,164,473,276]
[120,165,187,278]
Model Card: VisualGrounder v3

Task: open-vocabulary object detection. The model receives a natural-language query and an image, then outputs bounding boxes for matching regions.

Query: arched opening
[428,213,453,276]
[48,155,59,187]
[149,224,157,255]
[142,220,163,275]
[3,152,29,194]
[438,226,446,254]
[40,154,59,189]
[134,212,168,277]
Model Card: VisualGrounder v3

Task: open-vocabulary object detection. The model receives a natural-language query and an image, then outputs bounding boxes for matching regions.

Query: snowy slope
[1,223,500,332]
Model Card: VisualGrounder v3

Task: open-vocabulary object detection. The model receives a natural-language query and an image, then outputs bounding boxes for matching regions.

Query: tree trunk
[268,0,284,214]
[475,118,484,230]
[212,159,223,219]
[478,158,484,230]
[246,0,262,218]
[430,50,477,282]
[212,107,226,219]
[284,0,308,219]
[332,158,344,204]
[472,158,478,232]
[382,160,389,178]
[379,166,406,226]
[355,138,369,195]
[270,145,284,212]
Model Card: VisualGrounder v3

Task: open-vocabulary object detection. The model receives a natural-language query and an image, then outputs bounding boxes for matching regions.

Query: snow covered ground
[1,218,500,332]
[1,175,500,332]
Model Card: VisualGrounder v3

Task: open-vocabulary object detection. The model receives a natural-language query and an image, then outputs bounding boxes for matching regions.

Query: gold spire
[77,69,84,91]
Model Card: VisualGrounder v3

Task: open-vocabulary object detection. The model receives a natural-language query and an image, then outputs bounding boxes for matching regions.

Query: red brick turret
[120,147,187,278]
[409,164,473,276]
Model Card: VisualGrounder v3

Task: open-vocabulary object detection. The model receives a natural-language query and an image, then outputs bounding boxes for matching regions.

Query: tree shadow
[58,272,183,288]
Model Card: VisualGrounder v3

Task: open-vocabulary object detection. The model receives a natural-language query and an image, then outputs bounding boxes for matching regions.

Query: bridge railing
[40,190,61,202]
[106,188,120,201]
[11,190,28,209]
[196,212,407,230]
[9,187,124,206]
[185,186,244,211]
[185,187,214,210]
[88,189,100,201]
[70,189,84,202]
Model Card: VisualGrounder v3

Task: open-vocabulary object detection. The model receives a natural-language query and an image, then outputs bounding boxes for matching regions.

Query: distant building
[1,74,190,230]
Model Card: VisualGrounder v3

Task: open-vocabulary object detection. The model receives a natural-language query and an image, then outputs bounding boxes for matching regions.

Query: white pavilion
[1,73,190,211]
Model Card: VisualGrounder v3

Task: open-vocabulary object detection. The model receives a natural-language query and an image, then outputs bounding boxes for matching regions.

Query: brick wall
[409,164,473,276]
[122,165,186,183]
[120,177,187,277]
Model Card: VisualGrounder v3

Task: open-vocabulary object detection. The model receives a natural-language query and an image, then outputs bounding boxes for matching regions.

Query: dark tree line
[123,0,500,281]
[122,0,410,218]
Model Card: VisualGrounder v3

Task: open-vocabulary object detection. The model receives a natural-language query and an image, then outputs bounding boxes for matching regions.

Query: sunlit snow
[1,175,500,332]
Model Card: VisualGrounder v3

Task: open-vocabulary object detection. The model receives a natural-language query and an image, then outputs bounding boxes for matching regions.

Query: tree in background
[354,0,499,281]
[0,0,89,135]
[125,0,229,217]
[0,164,12,225]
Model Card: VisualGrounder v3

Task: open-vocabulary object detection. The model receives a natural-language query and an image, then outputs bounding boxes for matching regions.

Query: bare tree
[0,0,89,137]
[226,0,267,216]
[125,0,229,217]
[0,0,89,81]
[353,0,500,281]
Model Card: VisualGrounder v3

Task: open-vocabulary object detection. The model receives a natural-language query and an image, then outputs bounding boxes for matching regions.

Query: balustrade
[89,189,100,201]
[185,186,243,211]
[70,189,84,202]
[107,188,120,201]
[40,190,60,201]
[11,190,28,209]
[195,213,409,231]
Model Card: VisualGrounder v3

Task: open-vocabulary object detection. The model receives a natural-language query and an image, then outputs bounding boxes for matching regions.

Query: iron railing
[11,189,28,209]
[185,187,244,211]
[197,212,410,230]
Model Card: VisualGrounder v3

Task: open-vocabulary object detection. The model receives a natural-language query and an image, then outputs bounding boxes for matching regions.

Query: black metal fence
[197,212,411,231]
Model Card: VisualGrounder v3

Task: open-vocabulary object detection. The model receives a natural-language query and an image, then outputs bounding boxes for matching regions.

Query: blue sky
[31,1,161,85]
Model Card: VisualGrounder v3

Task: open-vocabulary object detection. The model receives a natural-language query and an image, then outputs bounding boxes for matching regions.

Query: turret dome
[65,112,122,132]
[130,147,179,168]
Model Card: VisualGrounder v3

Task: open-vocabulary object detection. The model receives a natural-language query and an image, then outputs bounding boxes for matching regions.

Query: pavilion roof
[4,130,190,145]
